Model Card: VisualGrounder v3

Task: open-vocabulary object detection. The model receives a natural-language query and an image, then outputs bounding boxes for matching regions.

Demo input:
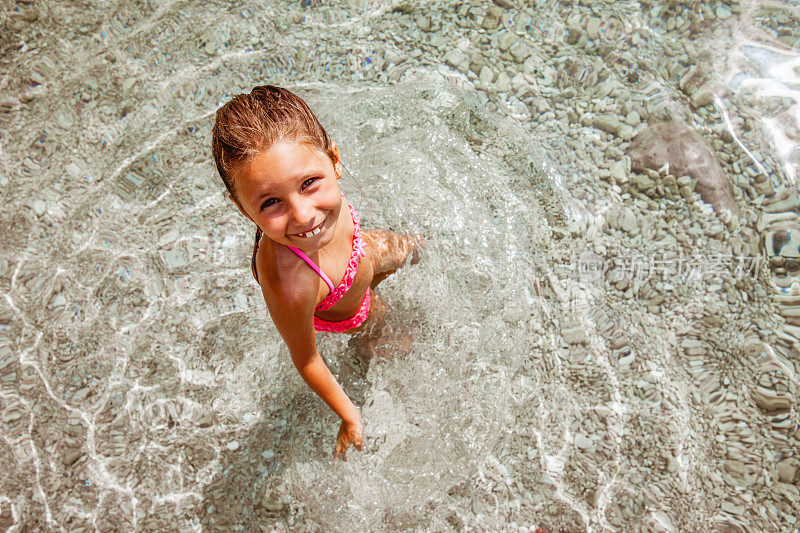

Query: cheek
[319,188,341,211]
[260,215,288,236]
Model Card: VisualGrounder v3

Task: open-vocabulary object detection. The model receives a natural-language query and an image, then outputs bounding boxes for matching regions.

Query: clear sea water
[1,0,799,531]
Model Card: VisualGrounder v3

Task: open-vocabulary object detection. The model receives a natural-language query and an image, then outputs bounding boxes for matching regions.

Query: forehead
[235,141,328,193]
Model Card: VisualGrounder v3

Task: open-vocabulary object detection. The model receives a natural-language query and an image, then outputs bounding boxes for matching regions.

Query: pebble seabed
[1,0,800,531]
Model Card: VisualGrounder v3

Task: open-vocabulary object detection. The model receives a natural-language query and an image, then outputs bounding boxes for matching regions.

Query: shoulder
[255,241,319,357]
[255,239,319,313]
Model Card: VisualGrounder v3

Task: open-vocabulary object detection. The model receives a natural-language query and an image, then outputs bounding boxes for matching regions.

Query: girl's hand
[409,231,425,265]
[334,415,363,461]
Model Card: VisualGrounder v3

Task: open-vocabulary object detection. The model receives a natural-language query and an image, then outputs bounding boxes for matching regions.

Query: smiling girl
[211,86,419,461]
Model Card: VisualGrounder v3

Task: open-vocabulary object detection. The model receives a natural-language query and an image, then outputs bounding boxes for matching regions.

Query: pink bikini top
[284,198,366,312]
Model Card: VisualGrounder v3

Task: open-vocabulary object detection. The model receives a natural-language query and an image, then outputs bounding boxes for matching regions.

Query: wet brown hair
[211,85,337,203]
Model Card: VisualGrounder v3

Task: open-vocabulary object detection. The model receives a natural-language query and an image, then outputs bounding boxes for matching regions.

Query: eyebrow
[253,169,322,205]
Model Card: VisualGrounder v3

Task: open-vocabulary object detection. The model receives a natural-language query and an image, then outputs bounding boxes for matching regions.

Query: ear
[330,141,342,177]
[229,193,254,223]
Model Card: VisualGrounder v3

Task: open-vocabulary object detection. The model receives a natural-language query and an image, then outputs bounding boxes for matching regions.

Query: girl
[211,85,419,462]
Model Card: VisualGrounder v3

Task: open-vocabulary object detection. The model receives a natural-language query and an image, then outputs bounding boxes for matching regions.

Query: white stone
[618,125,636,141]
[574,433,592,449]
[444,49,469,74]
[498,31,518,51]
[494,71,511,93]
[690,86,715,109]
[0,95,21,111]
[624,110,640,126]
[65,162,81,177]
[32,200,47,216]
[716,5,732,19]
[562,326,587,344]
[609,160,628,183]
[415,15,431,32]
[479,66,494,85]
[50,294,67,310]
[619,353,635,367]
[593,114,622,135]
[164,249,188,269]
[620,208,638,233]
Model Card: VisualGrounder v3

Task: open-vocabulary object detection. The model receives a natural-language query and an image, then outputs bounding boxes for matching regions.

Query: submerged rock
[776,457,800,484]
[626,120,740,219]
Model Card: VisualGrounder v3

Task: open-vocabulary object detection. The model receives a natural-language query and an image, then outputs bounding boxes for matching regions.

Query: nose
[289,196,315,228]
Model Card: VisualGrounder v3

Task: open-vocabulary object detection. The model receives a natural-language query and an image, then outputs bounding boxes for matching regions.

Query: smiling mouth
[294,220,325,238]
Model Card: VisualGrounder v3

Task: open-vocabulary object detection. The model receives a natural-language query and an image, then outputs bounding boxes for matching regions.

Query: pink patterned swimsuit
[251,196,370,333]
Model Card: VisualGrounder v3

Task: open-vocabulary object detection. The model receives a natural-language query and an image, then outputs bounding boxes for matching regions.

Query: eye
[302,176,319,189]
[260,197,278,210]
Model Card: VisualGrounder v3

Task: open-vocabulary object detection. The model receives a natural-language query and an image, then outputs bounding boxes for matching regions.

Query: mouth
[292,218,326,239]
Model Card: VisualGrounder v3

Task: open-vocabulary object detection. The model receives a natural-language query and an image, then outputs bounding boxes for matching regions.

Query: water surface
[1,0,799,531]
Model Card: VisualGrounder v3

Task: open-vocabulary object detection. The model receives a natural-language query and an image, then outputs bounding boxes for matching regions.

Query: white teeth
[300,225,322,238]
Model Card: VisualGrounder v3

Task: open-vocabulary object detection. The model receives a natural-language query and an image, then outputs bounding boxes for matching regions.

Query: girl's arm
[263,282,360,424]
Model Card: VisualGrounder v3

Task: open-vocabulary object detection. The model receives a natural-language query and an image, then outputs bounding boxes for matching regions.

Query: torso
[254,200,374,322]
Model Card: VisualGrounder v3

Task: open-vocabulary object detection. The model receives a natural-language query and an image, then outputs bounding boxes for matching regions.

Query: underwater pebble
[624,110,641,126]
[226,440,240,451]
[716,5,733,19]
[652,511,674,530]
[55,110,74,129]
[0,96,21,112]
[62,449,83,466]
[494,71,511,92]
[750,386,794,414]
[509,42,532,63]
[634,173,655,192]
[562,326,587,345]
[497,31,518,52]
[574,433,592,449]
[503,305,524,323]
[776,458,799,484]
[620,208,639,234]
[444,49,469,74]
[262,494,283,512]
[627,120,739,217]
[32,200,46,216]
[50,294,66,311]
[594,80,616,99]
[65,162,81,177]
[690,86,715,109]
[481,6,502,30]
[492,0,515,8]
[163,249,188,269]
[592,114,623,135]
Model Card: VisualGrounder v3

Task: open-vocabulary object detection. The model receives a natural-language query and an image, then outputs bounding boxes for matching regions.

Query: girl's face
[231,140,343,251]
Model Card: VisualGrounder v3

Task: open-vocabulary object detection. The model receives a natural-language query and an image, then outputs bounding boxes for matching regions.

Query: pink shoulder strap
[286,245,336,294]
